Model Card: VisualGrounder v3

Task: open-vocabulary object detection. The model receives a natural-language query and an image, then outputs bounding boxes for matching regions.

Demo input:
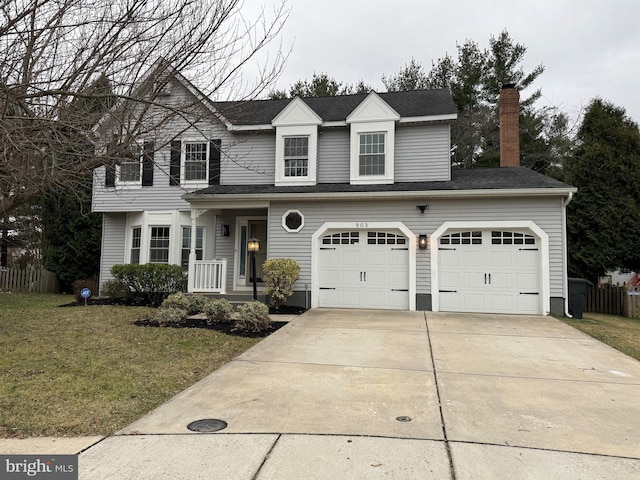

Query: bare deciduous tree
[0,0,289,218]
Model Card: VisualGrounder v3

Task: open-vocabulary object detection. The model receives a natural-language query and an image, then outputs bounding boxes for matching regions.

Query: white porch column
[187,210,198,293]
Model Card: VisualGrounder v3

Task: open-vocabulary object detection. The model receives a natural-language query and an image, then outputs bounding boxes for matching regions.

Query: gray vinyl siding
[395,124,451,182]
[317,129,350,183]
[221,132,275,185]
[98,213,126,292]
[92,78,274,213]
[265,196,566,298]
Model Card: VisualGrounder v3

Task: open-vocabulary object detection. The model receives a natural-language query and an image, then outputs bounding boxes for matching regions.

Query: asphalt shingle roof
[190,167,573,197]
[210,89,457,126]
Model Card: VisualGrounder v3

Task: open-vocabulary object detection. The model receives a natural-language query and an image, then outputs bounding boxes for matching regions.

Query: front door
[236,218,267,288]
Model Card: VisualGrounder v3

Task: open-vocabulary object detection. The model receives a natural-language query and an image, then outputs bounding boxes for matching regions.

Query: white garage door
[319,231,409,310]
[438,230,541,314]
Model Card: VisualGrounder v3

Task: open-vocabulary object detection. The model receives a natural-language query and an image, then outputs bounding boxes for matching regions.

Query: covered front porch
[185,204,268,296]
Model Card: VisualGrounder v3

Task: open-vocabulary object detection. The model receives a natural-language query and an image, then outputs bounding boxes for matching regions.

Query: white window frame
[282,209,305,233]
[181,226,204,268]
[149,225,171,264]
[181,139,209,188]
[275,125,317,186]
[283,136,309,178]
[130,226,142,264]
[349,121,395,184]
[116,141,144,188]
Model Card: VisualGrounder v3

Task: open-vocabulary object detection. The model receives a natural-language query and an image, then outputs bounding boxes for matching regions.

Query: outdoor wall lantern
[247,237,260,300]
[418,234,428,250]
[416,205,429,214]
[221,224,230,237]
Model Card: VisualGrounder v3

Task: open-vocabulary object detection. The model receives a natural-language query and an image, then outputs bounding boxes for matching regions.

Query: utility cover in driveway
[318,230,409,309]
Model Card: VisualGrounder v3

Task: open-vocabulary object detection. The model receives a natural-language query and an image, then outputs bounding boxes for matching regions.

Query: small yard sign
[80,288,91,306]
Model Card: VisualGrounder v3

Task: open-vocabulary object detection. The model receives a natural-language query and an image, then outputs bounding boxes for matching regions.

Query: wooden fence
[0,268,59,294]
[584,284,640,318]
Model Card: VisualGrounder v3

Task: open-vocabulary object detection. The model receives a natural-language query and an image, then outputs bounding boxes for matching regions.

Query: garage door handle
[488,273,491,284]
[484,273,487,284]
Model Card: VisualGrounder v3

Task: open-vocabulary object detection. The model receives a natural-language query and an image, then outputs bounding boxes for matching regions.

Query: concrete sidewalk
[73,310,640,478]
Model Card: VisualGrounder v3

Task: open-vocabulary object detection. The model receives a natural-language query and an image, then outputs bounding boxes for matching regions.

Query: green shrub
[102,279,129,299]
[187,294,207,315]
[234,302,271,333]
[263,258,300,309]
[162,292,206,315]
[203,298,233,324]
[152,307,187,326]
[110,263,187,307]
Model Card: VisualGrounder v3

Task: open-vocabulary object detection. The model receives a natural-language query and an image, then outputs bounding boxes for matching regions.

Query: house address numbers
[355,222,369,228]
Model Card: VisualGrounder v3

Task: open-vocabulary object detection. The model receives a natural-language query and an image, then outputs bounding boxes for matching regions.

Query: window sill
[349,177,394,185]
[275,178,317,187]
[115,183,143,190]
[181,181,209,190]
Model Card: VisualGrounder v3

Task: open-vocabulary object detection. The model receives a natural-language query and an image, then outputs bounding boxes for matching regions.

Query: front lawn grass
[0,293,260,438]
[561,312,640,361]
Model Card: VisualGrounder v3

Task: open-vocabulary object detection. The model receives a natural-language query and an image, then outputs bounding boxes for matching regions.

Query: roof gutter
[184,187,578,204]
[563,191,575,318]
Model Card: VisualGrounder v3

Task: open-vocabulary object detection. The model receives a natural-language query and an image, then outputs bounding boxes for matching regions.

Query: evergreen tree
[41,182,102,292]
[564,98,640,281]
[39,75,114,290]
[269,73,373,98]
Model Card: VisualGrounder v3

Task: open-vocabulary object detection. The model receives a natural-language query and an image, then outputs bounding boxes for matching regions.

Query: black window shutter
[209,139,221,186]
[142,141,154,186]
[170,140,181,186]
[105,164,115,187]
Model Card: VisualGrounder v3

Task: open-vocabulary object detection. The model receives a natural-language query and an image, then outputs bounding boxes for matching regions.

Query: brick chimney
[499,83,520,167]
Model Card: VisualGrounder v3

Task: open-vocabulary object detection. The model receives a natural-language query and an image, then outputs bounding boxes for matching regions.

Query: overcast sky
[242,0,640,126]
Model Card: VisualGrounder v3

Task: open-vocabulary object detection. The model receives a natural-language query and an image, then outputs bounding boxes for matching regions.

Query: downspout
[563,192,574,317]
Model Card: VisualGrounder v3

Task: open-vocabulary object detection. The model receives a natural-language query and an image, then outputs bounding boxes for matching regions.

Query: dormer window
[272,97,321,186]
[346,92,400,185]
[284,137,309,177]
[359,133,386,176]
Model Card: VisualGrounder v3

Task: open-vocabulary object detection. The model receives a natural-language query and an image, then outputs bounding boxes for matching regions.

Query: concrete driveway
[78,310,640,479]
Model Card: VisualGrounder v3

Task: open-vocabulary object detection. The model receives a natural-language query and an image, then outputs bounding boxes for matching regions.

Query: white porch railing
[190,259,227,293]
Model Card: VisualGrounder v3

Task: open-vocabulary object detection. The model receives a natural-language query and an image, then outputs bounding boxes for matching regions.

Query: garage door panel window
[491,231,536,245]
[367,231,406,245]
[440,231,482,245]
[322,231,359,245]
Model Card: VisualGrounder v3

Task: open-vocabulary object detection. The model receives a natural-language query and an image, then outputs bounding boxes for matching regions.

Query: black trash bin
[568,278,593,319]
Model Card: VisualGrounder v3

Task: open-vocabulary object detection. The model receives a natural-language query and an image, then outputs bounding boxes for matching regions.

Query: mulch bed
[59,298,305,338]
[133,317,289,338]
